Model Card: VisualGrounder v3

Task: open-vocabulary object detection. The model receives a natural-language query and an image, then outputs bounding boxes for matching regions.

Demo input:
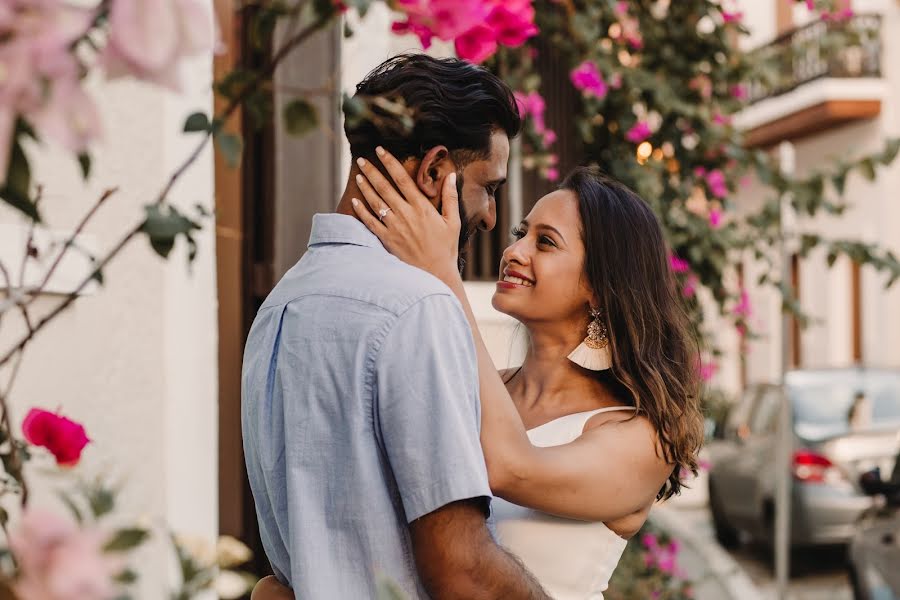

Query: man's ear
[416,145,455,208]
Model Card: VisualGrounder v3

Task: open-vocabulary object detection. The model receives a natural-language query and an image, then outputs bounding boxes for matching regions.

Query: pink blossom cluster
[9,508,121,600]
[392,0,538,64]
[641,533,685,577]
[514,91,557,147]
[733,288,752,318]
[613,2,643,50]
[625,121,652,144]
[570,60,609,99]
[694,166,728,198]
[0,0,217,179]
[803,0,854,21]
[669,254,690,274]
[722,10,743,23]
[698,360,719,382]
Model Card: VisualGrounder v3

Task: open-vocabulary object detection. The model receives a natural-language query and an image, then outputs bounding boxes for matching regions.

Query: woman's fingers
[350,198,389,242]
[441,172,460,227]
[374,146,430,210]
[355,157,405,212]
[355,170,392,217]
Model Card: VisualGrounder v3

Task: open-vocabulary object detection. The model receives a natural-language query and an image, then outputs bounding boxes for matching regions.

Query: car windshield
[788,371,900,440]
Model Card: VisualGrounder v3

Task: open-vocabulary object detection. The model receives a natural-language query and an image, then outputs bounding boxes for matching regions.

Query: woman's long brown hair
[562,167,704,499]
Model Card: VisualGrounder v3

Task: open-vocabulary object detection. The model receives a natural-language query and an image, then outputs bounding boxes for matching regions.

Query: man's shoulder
[262,245,460,319]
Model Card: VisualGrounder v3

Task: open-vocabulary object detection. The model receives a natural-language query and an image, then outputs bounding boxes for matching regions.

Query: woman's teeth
[503,275,533,287]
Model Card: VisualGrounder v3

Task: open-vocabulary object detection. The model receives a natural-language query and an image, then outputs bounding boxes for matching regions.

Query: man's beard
[455,172,473,273]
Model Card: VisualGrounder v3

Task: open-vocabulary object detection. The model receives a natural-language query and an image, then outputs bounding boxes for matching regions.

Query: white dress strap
[528,406,636,447]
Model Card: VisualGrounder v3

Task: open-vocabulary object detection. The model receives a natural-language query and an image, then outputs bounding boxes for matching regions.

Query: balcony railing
[747,14,882,104]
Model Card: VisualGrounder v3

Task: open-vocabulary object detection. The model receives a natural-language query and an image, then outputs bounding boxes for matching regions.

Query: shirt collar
[307,213,386,251]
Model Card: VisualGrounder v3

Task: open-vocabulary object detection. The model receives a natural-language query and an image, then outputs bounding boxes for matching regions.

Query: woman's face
[492,190,594,324]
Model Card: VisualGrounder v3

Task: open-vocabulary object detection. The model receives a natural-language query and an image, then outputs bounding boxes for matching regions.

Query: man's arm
[410,499,549,599]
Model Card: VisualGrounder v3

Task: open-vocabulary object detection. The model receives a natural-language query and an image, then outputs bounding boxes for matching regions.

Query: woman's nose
[502,238,530,266]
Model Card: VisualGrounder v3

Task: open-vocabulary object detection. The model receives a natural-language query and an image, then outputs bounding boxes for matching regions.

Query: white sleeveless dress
[492,407,634,600]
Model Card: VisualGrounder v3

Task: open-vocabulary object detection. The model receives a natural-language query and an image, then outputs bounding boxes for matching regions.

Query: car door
[712,386,763,528]
[727,386,783,530]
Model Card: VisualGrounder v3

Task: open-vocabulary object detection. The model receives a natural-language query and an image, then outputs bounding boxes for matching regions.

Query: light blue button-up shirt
[241,214,491,598]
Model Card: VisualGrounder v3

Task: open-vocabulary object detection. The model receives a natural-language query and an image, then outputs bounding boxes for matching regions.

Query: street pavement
[670,506,853,600]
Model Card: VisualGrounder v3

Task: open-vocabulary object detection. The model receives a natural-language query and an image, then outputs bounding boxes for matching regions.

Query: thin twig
[0,348,29,505]
[26,187,117,306]
[18,185,42,288]
[0,261,31,334]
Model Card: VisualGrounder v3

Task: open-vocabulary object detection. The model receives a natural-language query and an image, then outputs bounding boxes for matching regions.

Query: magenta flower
[709,208,723,228]
[699,360,718,381]
[625,121,652,143]
[805,0,815,9]
[669,254,690,274]
[713,111,732,126]
[570,60,608,99]
[682,274,699,298]
[514,90,547,133]
[542,129,557,146]
[486,1,538,46]
[730,84,748,100]
[722,10,743,23]
[545,167,559,181]
[454,24,498,63]
[821,8,854,22]
[705,169,728,198]
[733,288,752,318]
[22,408,90,467]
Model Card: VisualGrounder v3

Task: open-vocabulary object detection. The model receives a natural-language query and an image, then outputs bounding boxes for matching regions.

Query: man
[242,53,548,598]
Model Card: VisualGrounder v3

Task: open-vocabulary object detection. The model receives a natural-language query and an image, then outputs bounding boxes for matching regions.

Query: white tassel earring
[567,308,612,371]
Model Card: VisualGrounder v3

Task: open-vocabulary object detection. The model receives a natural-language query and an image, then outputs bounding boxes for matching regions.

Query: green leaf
[879,137,900,165]
[77,152,91,180]
[57,490,84,523]
[283,99,319,136]
[88,486,115,518]
[215,69,255,101]
[114,568,138,584]
[858,157,876,181]
[0,185,39,221]
[140,204,202,259]
[104,528,150,553]
[183,112,211,133]
[0,506,7,527]
[215,132,243,168]
[826,251,838,267]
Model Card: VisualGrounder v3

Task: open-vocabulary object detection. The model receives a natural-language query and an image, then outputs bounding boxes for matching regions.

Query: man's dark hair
[345,53,521,166]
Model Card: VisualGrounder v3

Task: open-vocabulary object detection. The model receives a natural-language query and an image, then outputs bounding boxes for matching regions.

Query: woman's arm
[352,149,672,521]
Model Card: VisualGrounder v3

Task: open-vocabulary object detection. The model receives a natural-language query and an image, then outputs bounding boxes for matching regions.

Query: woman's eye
[538,235,556,247]
[510,227,525,239]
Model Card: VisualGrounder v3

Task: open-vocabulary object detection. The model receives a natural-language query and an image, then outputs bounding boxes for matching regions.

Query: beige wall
[0,51,218,594]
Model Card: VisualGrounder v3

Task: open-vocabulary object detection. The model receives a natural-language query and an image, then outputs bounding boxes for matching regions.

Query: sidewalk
[649,504,763,600]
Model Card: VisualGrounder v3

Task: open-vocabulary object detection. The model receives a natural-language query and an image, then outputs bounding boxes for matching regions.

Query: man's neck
[335,165,364,217]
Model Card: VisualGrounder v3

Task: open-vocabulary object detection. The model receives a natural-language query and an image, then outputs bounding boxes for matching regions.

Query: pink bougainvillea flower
[569,60,608,99]
[821,8,854,22]
[722,10,743,23]
[730,83,748,100]
[733,288,752,318]
[391,20,434,47]
[625,121,652,143]
[669,254,690,274]
[30,76,103,154]
[682,274,699,298]
[514,90,547,133]
[545,167,559,181]
[805,0,816,9]
[486,1,538,47]
[709,208,723,228]
[713,111,732,126]
[454,23,498,64]
[705,168,728,198]
[22,408,90,467]
[699,360,719,381]
[103,0,218,91]
[542,129,557,146]
[10,508,121,600]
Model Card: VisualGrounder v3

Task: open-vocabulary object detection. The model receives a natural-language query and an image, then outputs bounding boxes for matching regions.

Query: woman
[258,153,704,598]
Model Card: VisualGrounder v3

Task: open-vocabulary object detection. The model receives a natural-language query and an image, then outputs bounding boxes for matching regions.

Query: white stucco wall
[0,46,218,597]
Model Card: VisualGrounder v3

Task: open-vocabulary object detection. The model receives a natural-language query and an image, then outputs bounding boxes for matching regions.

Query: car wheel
[709,481,740,549]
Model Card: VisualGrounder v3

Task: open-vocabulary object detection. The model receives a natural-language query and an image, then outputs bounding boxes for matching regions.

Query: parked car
[847,463,900,600]
[707,368,900,549]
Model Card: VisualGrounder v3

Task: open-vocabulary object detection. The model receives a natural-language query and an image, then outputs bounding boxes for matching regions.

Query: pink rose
[570,60,608,99]
[103,0,218,91]
[22,408,90,467]
[10,508,120,600]
[625,121,652,143]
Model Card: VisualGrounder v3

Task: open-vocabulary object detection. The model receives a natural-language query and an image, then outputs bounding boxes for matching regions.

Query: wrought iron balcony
[747,13,882,104]
[737,14,884,148]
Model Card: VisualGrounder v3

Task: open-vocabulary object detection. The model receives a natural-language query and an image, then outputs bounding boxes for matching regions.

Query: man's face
[455,130,510,252]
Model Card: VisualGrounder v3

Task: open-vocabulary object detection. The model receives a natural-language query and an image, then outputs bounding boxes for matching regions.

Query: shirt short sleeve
[374,293,492,523]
